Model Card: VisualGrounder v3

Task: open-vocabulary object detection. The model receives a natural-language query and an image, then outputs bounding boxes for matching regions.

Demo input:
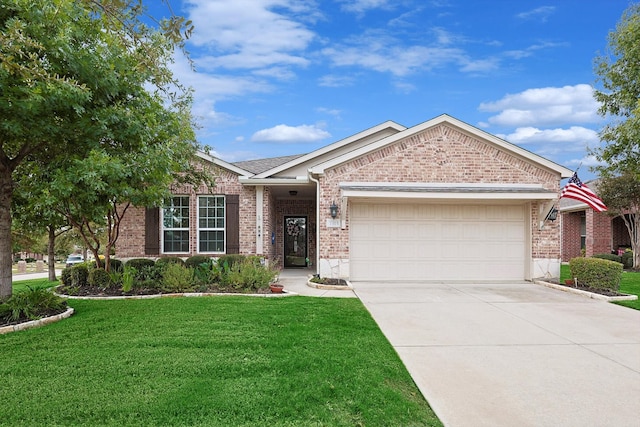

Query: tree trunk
[0,166,13,298]
[47,225,57,281]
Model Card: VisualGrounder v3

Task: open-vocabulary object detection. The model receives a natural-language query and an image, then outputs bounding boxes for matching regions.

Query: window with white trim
[198,196,225,253]
[162,196,190,253]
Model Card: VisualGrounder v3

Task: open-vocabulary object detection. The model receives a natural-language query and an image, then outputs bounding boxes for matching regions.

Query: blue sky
[147,0,632,180]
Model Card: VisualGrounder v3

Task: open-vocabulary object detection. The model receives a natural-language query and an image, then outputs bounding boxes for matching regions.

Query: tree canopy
[592,3,640,269]
[592,2,640,177]
[0,0,206,297]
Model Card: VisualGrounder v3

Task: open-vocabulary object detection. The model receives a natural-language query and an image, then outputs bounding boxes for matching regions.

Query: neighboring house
[118,114,573,281]
[559,189,631,262]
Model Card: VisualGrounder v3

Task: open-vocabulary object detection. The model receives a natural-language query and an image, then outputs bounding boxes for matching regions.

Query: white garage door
[350,202,526,281]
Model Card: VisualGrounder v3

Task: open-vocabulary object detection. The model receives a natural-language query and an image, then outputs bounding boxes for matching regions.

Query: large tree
[592,2,640,268]
[0,0,196,297]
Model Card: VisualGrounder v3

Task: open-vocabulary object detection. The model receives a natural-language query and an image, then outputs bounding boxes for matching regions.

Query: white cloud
[184,0,316,70]
[318,74,356,87]
[316,107,342,117]
[251,124,331,143]
[322,40,468,77]
[479,84,600,127]
[338,0,392,14]
[497,126,599,147]
[516,6,556,22]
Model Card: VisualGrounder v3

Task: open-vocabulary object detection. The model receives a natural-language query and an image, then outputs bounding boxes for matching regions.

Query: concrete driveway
[353,281,640,427]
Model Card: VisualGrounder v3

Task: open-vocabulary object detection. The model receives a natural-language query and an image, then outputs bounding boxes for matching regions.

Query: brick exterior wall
[561,211,584,262]
[118,166,256,259]
[585,209,612,257]
[317,124,561,270]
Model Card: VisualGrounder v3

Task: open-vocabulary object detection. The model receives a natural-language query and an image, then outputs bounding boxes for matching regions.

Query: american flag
[560,172,607,212]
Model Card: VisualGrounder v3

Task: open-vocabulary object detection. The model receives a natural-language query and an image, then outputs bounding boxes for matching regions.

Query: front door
[284,216,307,267]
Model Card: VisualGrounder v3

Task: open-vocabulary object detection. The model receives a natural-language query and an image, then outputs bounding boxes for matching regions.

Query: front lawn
[0,296,441,426]
[11,278,59,293]
[560,264,640,310]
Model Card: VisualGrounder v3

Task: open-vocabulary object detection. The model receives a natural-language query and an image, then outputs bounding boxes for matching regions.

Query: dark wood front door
[284,216,307,267]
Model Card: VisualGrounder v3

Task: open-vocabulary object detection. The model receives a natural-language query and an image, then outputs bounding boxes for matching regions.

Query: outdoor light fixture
[545,206,558,222]
[329,201,338,218]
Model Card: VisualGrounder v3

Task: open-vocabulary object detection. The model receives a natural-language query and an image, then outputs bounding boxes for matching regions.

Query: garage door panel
[350,202,526,281]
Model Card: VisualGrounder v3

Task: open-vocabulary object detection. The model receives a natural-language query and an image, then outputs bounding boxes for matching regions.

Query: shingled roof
[232,154,306,175]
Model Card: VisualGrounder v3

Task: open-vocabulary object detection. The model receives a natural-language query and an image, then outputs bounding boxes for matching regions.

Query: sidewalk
[12,272,60,282]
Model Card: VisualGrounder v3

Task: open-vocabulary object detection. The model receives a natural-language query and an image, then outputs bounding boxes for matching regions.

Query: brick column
[585,210,611,257]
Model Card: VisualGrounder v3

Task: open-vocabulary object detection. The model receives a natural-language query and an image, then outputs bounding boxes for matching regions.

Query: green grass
[560,264,640,310]
[0,296,441,426]
[11,278,59,293]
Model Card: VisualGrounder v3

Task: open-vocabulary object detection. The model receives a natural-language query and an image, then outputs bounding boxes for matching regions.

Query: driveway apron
[353,281,640,427]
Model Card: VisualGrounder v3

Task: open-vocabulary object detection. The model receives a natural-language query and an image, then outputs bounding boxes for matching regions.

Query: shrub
[621,251,634,269]
[88,268,111,288]
[121,266,136,293]
[224,258,277,292]
[0,287,67,322]
[569,257,623,291]
[155,257,185,268]
[593,253,622,263]
[125,258,155,270]
[217,254,247,271]
[109,258,124,272]
[160,263,194,293]
[60,267,73,286]
[69,264,89,287]
[185,255,213,269]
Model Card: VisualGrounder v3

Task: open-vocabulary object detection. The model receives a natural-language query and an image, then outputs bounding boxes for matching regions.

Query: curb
[0,307,75,335]
[54,290,295,300]
[534,280,638,302]
[306,278,353,290]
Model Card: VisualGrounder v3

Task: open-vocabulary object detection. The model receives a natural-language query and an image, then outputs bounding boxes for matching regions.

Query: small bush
[593,253,622,263]
[125,258,156,270]
[224,258,277,292]
[88,268,111,288]
[621,251,634,269]
[185,255,213,269]
[155,257,185,268]
[217,254,247,271]
[160,263,194,293]
[121,266,136,293]
[69,264,89,287]
[569,257,623,291]
[0,287,67,322]
[60,267,73,286]
[109,258,124,272]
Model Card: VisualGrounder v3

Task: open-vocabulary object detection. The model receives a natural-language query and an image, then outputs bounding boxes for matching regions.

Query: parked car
[65,255,84,268]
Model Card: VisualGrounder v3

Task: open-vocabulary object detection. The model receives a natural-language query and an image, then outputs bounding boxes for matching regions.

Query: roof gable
[310,114,573,178]
[252,120,406,178]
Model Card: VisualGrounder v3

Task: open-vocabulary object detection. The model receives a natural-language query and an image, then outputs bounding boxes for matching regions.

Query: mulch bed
[56,284,272,297]
[310,278,349,286]
[551,281,626,297]
[1,305,68,328]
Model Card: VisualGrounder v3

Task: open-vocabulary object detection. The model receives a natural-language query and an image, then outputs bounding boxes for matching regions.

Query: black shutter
[145,208,160,255]
[226,195,240,254]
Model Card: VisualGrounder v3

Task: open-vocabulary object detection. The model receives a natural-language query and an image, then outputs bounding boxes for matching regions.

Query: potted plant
[269,283,284,293]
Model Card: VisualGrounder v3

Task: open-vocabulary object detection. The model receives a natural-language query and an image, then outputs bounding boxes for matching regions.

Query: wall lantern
[545,206,558,222]
[329,201,339,218]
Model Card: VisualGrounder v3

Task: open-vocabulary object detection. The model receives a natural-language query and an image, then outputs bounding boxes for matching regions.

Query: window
[198,196,225,252]
[162,196,190,253]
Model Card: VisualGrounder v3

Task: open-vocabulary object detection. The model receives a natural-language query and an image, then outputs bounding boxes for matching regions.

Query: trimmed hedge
[621,251,634,269]
[593,253,622,263]
[89,268,111,288]
[569,257,623,291]
[155,257,185,268]
[125,258,156,269]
